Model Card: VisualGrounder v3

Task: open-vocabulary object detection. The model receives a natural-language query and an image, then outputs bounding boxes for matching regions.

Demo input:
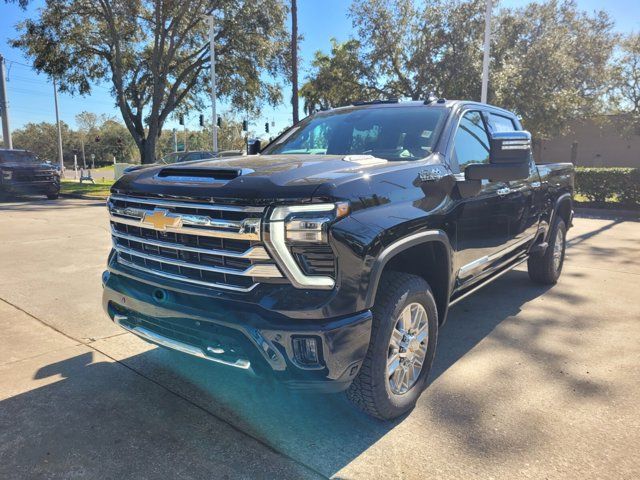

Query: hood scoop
[342,155,388,166]
[157,167,252,183]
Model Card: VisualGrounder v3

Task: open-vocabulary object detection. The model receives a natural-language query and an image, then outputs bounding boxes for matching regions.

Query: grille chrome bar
[114,245,282,278]
[108,194,281,292]
[109,194,265,213]
[111,228,271,260]
[110,213,260,241]
[116,257,259,292]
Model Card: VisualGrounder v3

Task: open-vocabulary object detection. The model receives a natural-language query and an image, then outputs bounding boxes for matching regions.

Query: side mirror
[465,130,531,182]
[247,139,261,155]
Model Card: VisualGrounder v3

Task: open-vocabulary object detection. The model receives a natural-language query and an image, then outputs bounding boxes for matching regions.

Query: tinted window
[489,113,516,132]
[0,150,39,164]
[452,111,490,171]
[263,107,446,161]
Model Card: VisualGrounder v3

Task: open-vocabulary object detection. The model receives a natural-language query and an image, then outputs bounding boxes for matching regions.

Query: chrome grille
[108,194,282,292]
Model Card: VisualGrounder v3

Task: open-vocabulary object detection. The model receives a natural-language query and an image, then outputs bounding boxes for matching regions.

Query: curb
[59,193,108,201]
[575,206,640,219]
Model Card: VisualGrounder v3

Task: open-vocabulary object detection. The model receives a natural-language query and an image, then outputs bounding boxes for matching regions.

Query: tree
[609,33,640,135]
[492,0,617,138]
[12,0,290,164]
[300,39,379,113]
[349,0,489,100]
[12,122,73,163]
[303,0,616,140]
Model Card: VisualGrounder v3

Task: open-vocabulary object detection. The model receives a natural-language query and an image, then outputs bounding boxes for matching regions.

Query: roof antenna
[424,92,438,105]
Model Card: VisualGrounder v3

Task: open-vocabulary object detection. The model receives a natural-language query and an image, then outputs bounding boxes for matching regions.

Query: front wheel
[46,192,60,200]
[347,272,438,420]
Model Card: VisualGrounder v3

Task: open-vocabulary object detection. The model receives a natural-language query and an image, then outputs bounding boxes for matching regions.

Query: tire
[46,192,59,200]
[528,218,567,285]
[347,272,438,420]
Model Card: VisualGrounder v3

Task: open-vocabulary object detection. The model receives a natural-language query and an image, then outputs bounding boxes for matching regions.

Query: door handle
[497,187,511,196]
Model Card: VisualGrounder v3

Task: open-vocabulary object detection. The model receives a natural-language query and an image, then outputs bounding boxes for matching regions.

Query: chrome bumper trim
[113,314,251,369]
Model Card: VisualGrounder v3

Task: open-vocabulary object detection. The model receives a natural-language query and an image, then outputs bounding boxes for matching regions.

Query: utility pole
[53,78,64,171]
[80,137,86,167]
[172,128,178,152]
[0,54,12,149]
[291,0,299,124]
[480,0,492,104]
[208,15,218,155]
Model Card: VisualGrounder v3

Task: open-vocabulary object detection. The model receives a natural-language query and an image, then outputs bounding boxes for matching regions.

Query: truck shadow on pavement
[0,197,106,211]
[1,270,608,479]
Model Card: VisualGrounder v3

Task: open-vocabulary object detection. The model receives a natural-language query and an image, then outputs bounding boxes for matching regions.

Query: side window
[489,113,517,132]
[452,111,490,172]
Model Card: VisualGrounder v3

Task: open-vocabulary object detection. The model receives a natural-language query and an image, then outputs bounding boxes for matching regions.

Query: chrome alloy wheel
[553,227,564,272]
[387,302,429,395]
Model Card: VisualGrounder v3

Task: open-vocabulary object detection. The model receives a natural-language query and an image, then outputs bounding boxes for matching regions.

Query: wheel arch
[546,193,573,242]
[364,230,453,326]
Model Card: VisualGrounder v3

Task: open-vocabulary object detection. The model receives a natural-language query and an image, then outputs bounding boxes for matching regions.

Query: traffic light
[216,116,222,127]
[179,115,184,126]
[242,120,248,132]
[265,122,269,133]
[199,114,204,127]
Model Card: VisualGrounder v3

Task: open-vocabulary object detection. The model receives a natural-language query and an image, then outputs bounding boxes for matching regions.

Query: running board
[449,255,529,307]
[113,314,251,369]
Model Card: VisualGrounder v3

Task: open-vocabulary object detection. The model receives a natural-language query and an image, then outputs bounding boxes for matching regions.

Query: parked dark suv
[102,99,573,419]
[0,149,60,200]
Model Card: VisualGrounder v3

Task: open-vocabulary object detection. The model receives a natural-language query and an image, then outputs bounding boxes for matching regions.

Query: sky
[1,0,639,141]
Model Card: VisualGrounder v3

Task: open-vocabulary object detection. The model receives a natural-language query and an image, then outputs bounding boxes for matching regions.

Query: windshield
[0,150,40,164]
[263,106,447,161]
[160,153,182,164]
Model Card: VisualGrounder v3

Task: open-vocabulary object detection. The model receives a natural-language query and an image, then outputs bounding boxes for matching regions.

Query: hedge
[575,167,640,207]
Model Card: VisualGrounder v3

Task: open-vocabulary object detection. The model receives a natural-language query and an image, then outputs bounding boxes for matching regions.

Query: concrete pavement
[0,198,638,479]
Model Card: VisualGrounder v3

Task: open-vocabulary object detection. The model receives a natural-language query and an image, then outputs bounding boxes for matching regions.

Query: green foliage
[575,167,640,206]
[492,0,617,139]
[300,38,379,113]
[156,118,248,158]
[609,33,640,136]
[302,0,617,140]
[12,113,137,166]
[12,0,290,163]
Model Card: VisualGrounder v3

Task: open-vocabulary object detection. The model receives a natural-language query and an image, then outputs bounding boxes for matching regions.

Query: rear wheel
[46,192,59,200]
[347,272,438,420]
[528,218,567,285]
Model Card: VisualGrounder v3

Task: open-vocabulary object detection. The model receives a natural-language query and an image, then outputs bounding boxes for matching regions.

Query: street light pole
[480,0,492,104]
[208,15,218,155]
[0,54,12,149]
[53,78,64,171]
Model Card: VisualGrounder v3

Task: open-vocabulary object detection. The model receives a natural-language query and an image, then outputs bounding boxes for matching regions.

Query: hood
[0,162,55,170]
[112,154,398,203]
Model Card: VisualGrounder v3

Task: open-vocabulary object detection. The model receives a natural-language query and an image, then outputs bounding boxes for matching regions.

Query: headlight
[266,202,349,289]
[1,170,12,180]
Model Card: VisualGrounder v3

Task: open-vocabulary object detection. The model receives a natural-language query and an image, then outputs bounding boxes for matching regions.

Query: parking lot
[0,198,638,479]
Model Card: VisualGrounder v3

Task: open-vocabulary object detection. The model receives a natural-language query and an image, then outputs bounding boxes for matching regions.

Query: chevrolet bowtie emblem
[142,209,183,230]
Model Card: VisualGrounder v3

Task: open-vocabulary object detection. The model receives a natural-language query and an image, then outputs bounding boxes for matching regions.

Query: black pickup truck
[0,149,61,200]
[102,100,573,419]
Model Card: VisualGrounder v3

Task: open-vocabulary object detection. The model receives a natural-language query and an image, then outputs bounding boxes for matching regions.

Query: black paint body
[103,101,574,391]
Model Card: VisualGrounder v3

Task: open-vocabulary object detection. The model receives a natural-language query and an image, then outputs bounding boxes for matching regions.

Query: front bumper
[102,270,372,392]
[1,180,60,195]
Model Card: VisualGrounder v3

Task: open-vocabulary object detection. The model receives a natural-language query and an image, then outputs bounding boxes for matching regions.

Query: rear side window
[489,113,517,132]
[452,111,490,172]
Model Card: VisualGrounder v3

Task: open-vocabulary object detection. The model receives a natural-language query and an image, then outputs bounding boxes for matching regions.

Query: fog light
[292,336,320,366]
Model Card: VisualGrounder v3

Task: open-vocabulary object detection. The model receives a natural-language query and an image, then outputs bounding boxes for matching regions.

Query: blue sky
[1,0,639,139]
